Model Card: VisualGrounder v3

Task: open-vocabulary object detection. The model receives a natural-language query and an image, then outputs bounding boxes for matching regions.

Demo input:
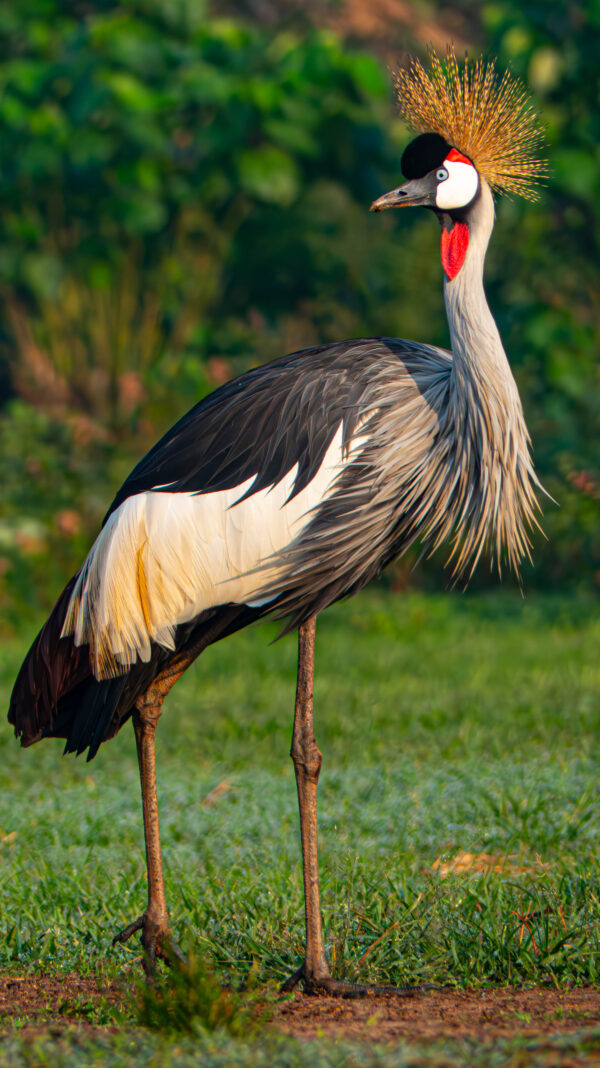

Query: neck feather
[441,181,541,577]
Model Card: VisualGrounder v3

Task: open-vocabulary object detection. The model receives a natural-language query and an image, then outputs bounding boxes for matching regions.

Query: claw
[280,961,420,998]
[113,916,145,945]
[305,977,419,998]
[280,963,305,993]
[112,913,186,975]
[165,940,187,966]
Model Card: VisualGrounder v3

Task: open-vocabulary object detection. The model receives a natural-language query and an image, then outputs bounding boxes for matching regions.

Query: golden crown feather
[393,47,547,200]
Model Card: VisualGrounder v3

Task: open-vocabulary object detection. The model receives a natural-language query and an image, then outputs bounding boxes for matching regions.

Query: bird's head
[370,49,546,282]
[371,132,479,280]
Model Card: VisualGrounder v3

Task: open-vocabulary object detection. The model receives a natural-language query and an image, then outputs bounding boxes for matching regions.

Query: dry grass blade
[201,779,234,808]
[432,850,550,878]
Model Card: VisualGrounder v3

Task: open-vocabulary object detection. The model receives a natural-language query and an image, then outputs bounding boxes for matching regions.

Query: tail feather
[62,676,129,759]
[9,573,167,755]
[8,575,89,746]
[9,593,258,760]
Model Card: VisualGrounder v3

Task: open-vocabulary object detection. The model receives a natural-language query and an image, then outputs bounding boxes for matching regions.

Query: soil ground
[2,974,600,1044]
[277,987,600,1043]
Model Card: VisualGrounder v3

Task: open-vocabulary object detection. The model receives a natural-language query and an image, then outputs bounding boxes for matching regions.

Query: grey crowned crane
[9,50,546,993]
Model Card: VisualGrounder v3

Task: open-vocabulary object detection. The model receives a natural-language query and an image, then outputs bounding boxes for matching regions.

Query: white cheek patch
[435,160,479,211]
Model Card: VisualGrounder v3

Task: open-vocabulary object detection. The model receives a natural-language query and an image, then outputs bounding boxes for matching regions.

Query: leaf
[553,148,599,199]
[236,145,300,206]
[101,71,157,112]
[346,54,388,97]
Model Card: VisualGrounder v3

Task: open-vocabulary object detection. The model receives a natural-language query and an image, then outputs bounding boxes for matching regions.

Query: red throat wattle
[440,221,469,281]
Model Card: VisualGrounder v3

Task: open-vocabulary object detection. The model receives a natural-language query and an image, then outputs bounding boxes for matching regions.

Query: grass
[0,588,599,1064]
[132,950,260,1036]
[3,1029,600,1068]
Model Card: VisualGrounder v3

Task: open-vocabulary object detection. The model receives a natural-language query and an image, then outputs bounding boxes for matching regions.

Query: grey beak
[370,178,431,212]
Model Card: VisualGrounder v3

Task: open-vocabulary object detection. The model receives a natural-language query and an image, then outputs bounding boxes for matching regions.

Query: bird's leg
[113,609,244,972]
[281,617,419,1000]
[113,671,187,973]
[281,615,332,992]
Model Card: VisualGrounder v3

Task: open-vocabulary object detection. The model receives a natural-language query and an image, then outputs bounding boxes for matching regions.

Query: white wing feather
[62,423,362,678]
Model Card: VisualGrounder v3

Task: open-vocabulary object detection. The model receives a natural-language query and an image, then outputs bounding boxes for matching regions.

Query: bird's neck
[441,181,540,575]
[444,182,514,402]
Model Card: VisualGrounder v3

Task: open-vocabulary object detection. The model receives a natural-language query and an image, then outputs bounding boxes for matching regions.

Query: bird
[9,48,546,993]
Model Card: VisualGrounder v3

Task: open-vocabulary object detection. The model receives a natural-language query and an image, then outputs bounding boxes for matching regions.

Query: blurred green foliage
[481,0,600,589]
[0,0,598,621]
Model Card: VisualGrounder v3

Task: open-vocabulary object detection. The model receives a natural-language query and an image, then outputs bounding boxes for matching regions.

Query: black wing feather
[104,341,375,522]
[10,337,410,759]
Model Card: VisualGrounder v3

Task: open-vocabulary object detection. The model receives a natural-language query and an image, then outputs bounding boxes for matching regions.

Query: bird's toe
[113,912,184,974]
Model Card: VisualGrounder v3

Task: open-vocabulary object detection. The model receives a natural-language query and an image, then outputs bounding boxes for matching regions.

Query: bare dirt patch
[2,973,600,1045]
[0,973,122,1028]
[275,986,600,1044]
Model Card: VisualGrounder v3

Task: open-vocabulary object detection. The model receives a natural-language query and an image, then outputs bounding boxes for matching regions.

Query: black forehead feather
[401,133,452,179]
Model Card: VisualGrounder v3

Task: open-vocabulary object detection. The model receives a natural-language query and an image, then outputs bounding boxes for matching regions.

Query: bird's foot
[280,962,418,998]
[113,912,185,975]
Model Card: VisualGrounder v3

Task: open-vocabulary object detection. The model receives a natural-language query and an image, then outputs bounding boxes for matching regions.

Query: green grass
[0,589,599,1064]
[3,1028,600,1068]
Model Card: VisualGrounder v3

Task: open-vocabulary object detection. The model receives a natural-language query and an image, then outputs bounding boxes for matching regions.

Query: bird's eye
[436,167,449,182]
